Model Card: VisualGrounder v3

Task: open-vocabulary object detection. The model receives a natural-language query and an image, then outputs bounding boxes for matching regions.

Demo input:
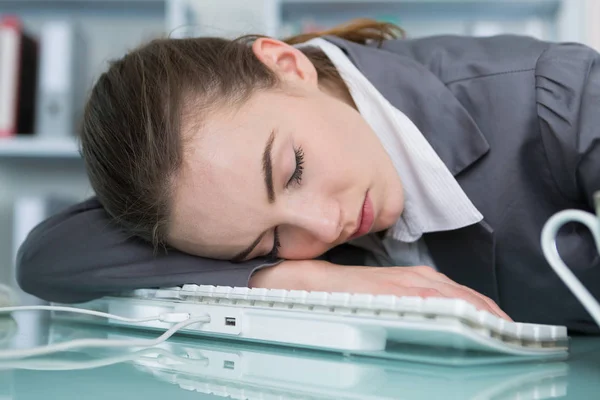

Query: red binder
[0,16,38,138]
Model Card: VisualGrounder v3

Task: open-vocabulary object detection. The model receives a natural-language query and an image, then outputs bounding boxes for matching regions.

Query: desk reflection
[3,317,596,400]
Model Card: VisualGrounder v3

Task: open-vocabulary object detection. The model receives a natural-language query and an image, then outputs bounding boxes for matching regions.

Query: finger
[382,268,507,319]
[389,271,500,317]
[432,282,503,317]
[411,268,512,321]
[452,283,508,320]
[459,285,513,321]
[409,269,497,311]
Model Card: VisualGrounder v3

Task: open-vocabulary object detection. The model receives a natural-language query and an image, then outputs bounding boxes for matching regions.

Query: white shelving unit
[0,0,197,161]
[0,0,592,163]
[0,137,80,159]
[0,0,197,301]
[0,0,594,162]
[189,0,590,45]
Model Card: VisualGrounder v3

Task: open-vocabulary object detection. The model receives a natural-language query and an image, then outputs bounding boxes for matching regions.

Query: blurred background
[0,0,599,304]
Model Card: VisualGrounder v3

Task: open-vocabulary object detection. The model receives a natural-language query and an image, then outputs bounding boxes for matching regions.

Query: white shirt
[303,38,483,267]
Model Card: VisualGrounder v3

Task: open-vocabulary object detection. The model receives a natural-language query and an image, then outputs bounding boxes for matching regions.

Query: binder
[0,16,38,138]
[35,20,79,138]
[0,17,20,137]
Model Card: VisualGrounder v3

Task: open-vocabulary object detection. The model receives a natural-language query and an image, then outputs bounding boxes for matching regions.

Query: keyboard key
[515,323,536,341]
[475,310,498,331]
[329,292,352,307]
[461,303,482,326]
[551,326,567,340]
[286,290,309,303]
[532,325,549,341]
[198,285,216,296]
[266,289,288,302]
[497,319,519,340]
[182,284,200,292]
[372,295,397,310]
[306,291,329,305]
[162,286,182,291]
[154,289,182,300]
[394,296,423,313]
[422,298,462,317]
[249,288,270,300]
[350,294,374,308]
[214,286,233,298]
[231,287,251,299]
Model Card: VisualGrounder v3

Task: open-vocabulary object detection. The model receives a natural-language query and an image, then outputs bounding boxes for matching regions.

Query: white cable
[0,305,173,323]
[0,308,210,359]
[1,347,209,371]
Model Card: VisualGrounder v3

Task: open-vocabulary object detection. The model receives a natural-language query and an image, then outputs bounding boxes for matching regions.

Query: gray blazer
[17,35,600,333]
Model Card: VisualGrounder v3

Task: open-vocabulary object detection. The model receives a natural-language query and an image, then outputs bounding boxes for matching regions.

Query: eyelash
[286,146,304,188]
[269,227,281,260]
[271,147,304,259]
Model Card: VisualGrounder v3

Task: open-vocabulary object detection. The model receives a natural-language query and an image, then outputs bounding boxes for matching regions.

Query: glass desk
[0,314,599,400]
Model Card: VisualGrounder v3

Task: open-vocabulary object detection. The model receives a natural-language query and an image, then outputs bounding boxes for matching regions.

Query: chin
[378,200,404,231]
[375,215,397,233]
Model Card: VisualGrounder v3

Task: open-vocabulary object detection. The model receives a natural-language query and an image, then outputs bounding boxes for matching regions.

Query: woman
[17,20,600,332]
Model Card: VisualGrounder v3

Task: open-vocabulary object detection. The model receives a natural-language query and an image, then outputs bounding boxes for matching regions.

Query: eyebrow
[263,129,276,204]
[231,130,277,262]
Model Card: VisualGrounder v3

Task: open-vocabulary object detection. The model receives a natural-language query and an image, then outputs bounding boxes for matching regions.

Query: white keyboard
[57,285,570,358]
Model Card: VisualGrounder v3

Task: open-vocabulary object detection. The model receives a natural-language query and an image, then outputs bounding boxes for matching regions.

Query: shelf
[280,0,559,5]
[0,137,81,159]
[0,0,166,17]
[0,0,165,5]
[281,0,561,21]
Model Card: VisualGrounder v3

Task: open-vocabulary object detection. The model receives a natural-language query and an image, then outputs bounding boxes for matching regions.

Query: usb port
[224,360,235,369]
[225,317,236,326]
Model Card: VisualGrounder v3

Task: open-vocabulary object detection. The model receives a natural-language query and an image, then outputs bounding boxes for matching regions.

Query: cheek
[311,109,373,167]
[278,225,332,259]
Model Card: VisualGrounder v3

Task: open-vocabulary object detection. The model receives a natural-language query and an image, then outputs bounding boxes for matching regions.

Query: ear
[252,38,318,88]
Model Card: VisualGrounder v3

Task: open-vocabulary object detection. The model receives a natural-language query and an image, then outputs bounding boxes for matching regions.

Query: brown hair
[80,18,403,249]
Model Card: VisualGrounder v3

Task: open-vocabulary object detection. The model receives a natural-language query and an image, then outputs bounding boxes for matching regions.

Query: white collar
[304,38,483,242]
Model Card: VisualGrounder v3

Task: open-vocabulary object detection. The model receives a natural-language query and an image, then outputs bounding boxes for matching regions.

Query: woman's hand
[250,259,512,321]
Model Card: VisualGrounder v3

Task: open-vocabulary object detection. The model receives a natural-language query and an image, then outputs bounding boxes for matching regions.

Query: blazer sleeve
[16,198,282,303]
[536,42,600,208]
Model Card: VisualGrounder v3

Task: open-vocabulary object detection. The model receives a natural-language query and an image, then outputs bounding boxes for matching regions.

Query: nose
[284,195,343,245]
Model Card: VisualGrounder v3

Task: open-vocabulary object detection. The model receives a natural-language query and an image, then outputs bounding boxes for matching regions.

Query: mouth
[349,191,374,240]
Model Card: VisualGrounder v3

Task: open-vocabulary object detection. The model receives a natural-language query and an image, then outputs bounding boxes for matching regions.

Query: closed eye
[269,147,304,259]
[269,227,281,260]
[286,146,304,188]
[271,147,304,259]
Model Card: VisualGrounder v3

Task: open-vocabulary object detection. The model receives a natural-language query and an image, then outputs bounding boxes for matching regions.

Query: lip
[349,192,374,240]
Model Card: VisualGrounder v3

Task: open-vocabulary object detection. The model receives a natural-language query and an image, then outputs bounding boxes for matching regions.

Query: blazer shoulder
[378,34,551,84]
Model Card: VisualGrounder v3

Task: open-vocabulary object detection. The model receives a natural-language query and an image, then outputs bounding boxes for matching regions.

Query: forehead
[168,95,275,258]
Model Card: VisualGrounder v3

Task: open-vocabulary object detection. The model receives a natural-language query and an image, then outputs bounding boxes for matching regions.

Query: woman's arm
[17,198,508,319]
[16,198,281,303]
